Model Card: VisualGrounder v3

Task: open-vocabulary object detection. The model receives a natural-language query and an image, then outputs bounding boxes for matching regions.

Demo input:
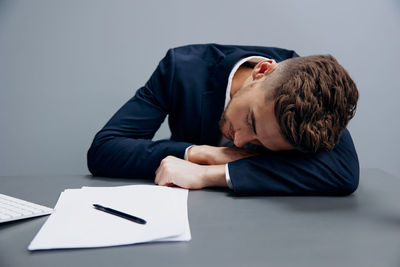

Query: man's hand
[155,156,226,189]
[187,145,258,165]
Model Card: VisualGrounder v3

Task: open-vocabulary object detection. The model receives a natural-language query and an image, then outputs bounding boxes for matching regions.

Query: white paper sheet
[28,185,191,250]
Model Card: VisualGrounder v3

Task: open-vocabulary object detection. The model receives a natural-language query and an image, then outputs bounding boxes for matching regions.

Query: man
[87,43,359,195]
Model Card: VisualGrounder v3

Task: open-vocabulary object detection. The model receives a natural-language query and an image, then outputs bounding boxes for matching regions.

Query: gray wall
[0,0,399,177]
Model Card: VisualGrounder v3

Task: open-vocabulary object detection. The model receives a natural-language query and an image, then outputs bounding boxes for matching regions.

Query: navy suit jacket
[87,43,359,195]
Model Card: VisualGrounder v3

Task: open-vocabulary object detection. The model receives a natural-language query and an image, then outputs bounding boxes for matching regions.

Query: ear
[252,59,277,80]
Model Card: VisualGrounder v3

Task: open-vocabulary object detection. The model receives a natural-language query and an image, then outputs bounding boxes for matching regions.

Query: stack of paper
[28,185,191,250]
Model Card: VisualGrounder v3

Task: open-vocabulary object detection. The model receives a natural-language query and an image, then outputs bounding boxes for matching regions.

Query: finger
[155,173,168,186]
[154,171,160,185]
[158,176,170,186]
[155,158,167,182]
[154,166,163,185]
[155,168,172,186]
[155,164,161,177]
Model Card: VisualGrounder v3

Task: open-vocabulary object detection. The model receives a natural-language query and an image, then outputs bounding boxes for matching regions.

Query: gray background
[0,0,399,177]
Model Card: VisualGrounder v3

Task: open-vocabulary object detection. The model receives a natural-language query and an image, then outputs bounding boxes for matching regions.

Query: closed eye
[246,111,257,135]
[250,110,257,135]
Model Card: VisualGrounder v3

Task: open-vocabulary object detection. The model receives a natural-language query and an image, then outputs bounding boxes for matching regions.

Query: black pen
[93,204,147,225]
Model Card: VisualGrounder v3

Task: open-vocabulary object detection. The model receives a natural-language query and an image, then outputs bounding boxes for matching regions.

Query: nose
[233,131,253,148]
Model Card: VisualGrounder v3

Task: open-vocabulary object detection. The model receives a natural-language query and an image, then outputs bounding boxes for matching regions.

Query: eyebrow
[250,110,257,135]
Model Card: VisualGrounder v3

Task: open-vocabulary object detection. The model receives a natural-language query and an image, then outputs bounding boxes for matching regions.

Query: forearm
[185,145,255,189]
[187,145,214,164]
[154,156,227,189]
[187,145,258,165]
[202,164,227,187]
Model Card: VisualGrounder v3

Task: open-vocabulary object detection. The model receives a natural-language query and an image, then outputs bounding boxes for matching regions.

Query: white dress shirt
[185,55,270,189]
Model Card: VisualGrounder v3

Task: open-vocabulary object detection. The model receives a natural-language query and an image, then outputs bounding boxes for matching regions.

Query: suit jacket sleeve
[87,49,192,178]
[228,128,359,195]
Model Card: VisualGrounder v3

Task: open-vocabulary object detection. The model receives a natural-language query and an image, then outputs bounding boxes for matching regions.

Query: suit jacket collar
[209,49,274,92]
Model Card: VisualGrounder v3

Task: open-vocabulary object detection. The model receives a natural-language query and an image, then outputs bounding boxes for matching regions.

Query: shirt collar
[223,56,270,109]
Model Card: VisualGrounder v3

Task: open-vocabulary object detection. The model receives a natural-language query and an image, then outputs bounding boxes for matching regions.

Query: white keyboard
[0,193,53,223]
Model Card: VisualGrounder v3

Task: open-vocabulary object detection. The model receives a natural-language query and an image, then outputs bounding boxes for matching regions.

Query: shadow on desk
[86,174,360,212]
[84,175,153,184]
[86,169,400,225]
[86,175,234,194]
[0,216,45,231]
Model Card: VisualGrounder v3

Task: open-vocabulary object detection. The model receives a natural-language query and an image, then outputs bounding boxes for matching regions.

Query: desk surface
[1,168,399,267]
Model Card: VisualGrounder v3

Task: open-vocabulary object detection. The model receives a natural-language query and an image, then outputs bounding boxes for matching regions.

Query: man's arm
[156,129,359,196]
[227,128,358,195]
[87,49,192,178]
[155,156,227,189]
[225,128,359,195]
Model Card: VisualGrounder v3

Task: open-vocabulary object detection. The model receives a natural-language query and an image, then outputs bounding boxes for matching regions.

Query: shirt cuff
[225,164,233,189]
[184,145,195,161]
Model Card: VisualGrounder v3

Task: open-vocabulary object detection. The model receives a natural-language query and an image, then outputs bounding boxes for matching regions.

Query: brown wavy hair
[271,55,358,153]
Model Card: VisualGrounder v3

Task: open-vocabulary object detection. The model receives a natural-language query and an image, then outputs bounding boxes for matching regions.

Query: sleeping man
[87,43,359,195]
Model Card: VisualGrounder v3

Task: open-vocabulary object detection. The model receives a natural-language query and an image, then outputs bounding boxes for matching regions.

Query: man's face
[219,80,294,151]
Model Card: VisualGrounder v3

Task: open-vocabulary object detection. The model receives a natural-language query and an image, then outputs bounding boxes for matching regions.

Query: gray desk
[1,168,399,267]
